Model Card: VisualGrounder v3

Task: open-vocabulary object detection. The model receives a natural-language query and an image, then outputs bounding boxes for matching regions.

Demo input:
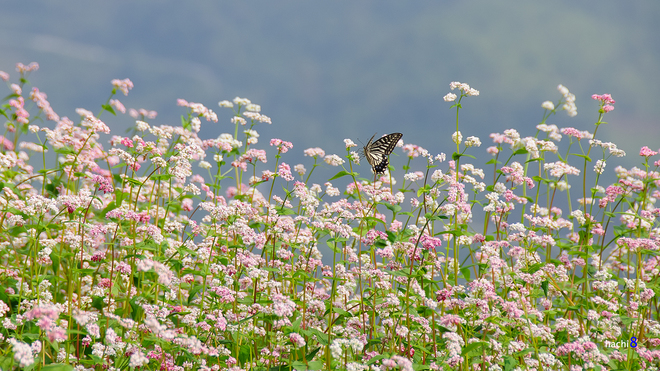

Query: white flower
[452,131,463,145]
[541,101,555,110]
[135,120,150,132]
[443,93,457,102]
[465,136,481,148]
[218,100,233,108]
[233,97,251,106]
[246,104,261,112]
[324,154,345,166]
[343,139,357,148]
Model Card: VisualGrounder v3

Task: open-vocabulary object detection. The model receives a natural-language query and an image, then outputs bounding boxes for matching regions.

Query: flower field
[0,62,659,370]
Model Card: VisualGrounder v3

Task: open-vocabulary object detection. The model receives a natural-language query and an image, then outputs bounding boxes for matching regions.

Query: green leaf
[328,170,351,181]
[417,185,431,197]
[238,343,251,364]
[125,177,143,187]
[181,115,191,131]
[385,203,401,214]
[460,267,471,281]
[570,153,592,162]
[293,361,324,370]
[41,364,74,371]
[461,341,487,356]
[504,355,518,371]
[524,262,544,274]
[541,280,549,297]
[363,216,386,227]
[305,347,321,361]
[188,285,204,304]
[485,158,501,165]
[101,104,116,116]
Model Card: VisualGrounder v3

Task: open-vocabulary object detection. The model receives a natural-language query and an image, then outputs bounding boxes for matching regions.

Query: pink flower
[303,147,325,157]
[8,338,34,368]
[592,93,615,104]
[29,87,59,121]
[121,137,134,148]
[278,163,294,181]
[129,108,158,119]
[111,78,134,96]
[639,146,658,157]
[16,62,39,73]
[0,136,14,151]
[270,138,293,153]
[109,99,126,114]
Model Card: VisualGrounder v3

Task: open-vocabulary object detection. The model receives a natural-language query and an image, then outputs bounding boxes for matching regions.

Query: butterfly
[362,133,403,174]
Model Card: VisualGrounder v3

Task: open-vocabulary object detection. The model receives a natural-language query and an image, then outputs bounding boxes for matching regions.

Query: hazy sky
[1,1,659,170]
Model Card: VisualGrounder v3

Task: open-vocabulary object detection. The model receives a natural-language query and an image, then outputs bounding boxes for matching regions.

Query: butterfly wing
[362,133,403,174]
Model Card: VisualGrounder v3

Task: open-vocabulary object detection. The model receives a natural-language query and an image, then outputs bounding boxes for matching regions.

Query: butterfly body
[362,133,403,175]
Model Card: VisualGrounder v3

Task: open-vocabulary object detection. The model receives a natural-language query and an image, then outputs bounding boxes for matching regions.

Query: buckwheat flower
[349,151,360,164]
[487,146,499,155]
[231,116,247,126]
[464,136,481,147]
[218,100,233,108]
[82,115,111,134]
[246,103,261,112]
[323,182,339,197]
[0,70,9,81]
[557,84,577,117]
[344,138,357,148]
[431,169,444,182]
[571,210,586,225]
[304,147,325,157]
[640,146,658,157]
[16,62,39,73]
[324,154,345,166]
[11,83,22,95]
[544,161,580,177]
[541,101,555,110]
[404,172,424,182]
[289,333,306,348]
[452,131,462,144]
[593,93,615,104]
[129,349,150,368]
[270,138,293,153]
[109,99,126,114]
[560,127,592,140]
[550,180,570,191]
[111,78,134,96]
[197,160,211,170]
[443,93,457,102]
[0,300,9,317]
[191,117,201,133]
[449,81,479,96]
[134,120,150,132]
[233,96,251,106]
[8,338,34,368]
[294,164,306,176]
[278,163,295,181]
[594,160,606,174]
[27,88,60,121]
